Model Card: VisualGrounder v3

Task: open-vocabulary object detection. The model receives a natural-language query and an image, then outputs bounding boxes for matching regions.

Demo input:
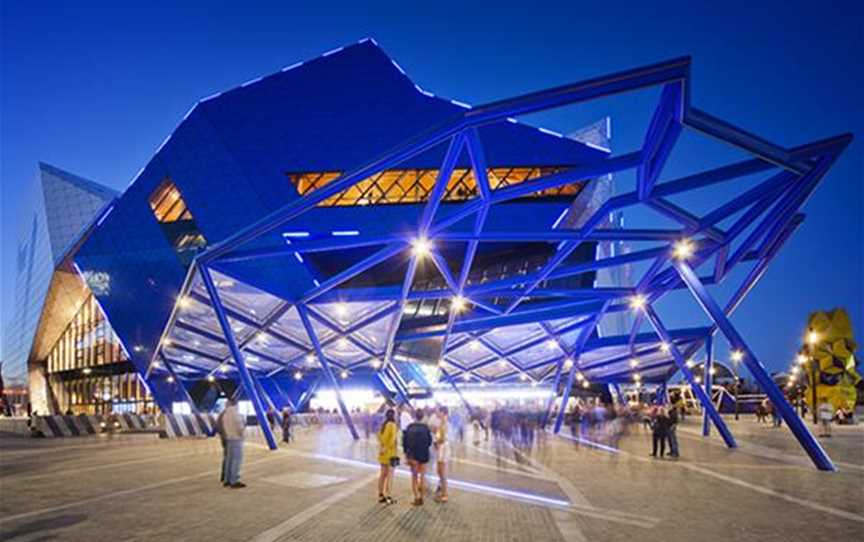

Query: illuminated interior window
[148,178,207,265]
[149,179,193,222]
[288,166,582,207]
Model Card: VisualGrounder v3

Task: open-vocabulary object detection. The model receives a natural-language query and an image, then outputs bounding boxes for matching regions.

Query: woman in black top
[402,409,433,506]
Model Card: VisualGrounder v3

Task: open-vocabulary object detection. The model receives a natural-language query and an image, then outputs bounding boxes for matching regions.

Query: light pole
[805,330,820,425]
[731,350,743,421]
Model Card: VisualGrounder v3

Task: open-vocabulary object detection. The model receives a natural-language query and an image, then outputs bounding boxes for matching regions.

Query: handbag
[389,456,400,467]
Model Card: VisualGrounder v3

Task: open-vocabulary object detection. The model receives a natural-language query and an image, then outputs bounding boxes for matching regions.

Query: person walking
[377,408,399,504]
[818,399,833,437]
[432,406,451,503]
[402,409,433,506]
[280,406,292,444]
[217,397,247,488]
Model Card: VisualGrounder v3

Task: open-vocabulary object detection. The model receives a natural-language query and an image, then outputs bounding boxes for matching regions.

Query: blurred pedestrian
[281,406,292,444]
[818,399,833,437]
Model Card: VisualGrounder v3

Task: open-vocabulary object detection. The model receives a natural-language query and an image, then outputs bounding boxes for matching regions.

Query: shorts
[435,442,451,463]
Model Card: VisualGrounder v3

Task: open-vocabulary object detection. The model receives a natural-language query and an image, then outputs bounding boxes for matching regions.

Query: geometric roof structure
[74,39,851,470]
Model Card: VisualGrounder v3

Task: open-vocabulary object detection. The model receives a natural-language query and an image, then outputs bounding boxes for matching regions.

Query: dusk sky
[2,1,861,379]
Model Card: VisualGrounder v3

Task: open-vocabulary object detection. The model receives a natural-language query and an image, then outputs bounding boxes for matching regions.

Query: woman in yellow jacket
[377,408,398,504]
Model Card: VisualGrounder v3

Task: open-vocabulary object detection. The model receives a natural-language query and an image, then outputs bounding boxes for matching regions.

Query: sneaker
[385,496,397,505]
[378,495,387,504]
[230,482,247,489]
[412,498,423,506]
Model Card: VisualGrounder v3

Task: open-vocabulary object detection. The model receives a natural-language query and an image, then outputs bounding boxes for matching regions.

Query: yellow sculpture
[800,308,861,413]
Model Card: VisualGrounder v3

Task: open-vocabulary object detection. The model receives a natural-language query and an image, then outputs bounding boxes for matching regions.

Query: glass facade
[288,166,582,207]
[44,292,152,414]
[3,164,116,387]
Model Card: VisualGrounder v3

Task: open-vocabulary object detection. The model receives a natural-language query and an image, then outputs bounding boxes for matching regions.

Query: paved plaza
[0,416,862,541]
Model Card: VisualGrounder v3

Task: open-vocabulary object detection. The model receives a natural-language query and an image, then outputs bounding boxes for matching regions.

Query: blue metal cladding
[75,38,851,469]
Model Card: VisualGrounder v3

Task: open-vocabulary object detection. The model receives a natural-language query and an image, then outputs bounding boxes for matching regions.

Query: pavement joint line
[248,473,378,542]
[463,441,543,474]
[592,434,864,524]
[248,444,656,530]
[677,425,864,473]
[500,438,593,508]
[0,437,166,459]
[450,456,555,482]
[0,449,286,525]
[0,450,207,483]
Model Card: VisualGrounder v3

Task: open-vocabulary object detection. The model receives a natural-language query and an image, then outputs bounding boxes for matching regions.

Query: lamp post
[730,350,743,421]
[806,330,820,425]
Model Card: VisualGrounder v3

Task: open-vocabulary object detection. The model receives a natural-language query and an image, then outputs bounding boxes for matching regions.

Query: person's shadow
[0,513,87,541]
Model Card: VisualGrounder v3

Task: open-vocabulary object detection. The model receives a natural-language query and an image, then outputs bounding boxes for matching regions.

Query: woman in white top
[432,406,450,503]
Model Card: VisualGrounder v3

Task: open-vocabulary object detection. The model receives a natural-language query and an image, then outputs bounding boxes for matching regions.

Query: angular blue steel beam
[299,243,406,304]
[596,359,676,382]
[638,82,683,200]
[488,152,642,205]
[464,56,690,124]
[419,134,466,234]
[382,135,467,372]
[296,306,359,440]
[553,302,610,433]
[440,368,476,419]
[269,377,297,411]
[199,265,279,450]
[672,260,834,471]
[434,229,686,243]
[541,357,566,427]
[703,335,713,437]
[641,304,736,449]
[296,375,322,411]
[160,355,200,413]
[684,107,808,174]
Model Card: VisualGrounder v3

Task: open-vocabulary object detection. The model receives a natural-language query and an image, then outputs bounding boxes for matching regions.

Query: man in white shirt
[217,397,247,488]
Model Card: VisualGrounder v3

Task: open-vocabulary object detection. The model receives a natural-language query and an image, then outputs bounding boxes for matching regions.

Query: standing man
[666,403,680,458]
[217,397,247,488]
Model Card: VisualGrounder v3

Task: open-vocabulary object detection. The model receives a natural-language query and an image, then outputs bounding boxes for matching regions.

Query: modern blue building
[22,39,851,470]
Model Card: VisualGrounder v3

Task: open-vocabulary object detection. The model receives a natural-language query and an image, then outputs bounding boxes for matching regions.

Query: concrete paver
[0,416,861,541]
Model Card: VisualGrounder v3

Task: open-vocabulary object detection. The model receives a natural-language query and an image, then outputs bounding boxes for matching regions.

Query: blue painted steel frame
[199,265,279,450]
[143,53,852,470]
[297,306,360,440]
[642,305,737,449]
[703,335,713,437]
[673,261,835,471]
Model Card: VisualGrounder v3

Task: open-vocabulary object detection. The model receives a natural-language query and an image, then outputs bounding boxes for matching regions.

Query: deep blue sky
[2,1,862,377]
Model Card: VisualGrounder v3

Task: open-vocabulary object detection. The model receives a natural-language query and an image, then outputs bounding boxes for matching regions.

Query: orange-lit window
[149,179,194,222]
[148,178,207,265]
[287,166,582,207]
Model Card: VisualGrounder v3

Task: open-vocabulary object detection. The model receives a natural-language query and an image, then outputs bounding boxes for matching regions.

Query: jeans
[225,439,244,485]
[652,431,666,457]
[667,426,679,456]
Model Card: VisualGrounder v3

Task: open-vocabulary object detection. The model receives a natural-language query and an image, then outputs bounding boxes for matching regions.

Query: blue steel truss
[147,54,850,470]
